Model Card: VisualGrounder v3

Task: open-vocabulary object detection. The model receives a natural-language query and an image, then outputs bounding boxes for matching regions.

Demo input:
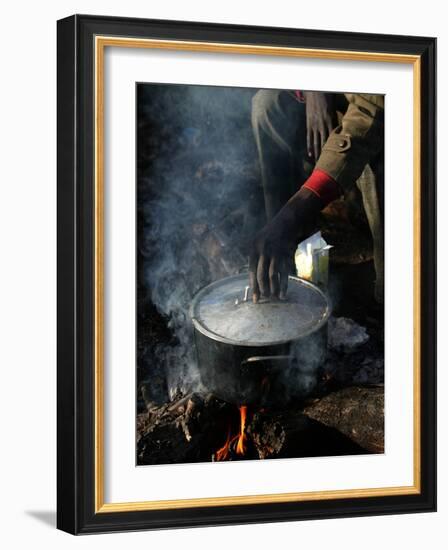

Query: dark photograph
[136,83,385,465]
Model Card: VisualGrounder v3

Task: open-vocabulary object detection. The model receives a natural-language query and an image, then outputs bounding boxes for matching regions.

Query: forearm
[315,94,384,193]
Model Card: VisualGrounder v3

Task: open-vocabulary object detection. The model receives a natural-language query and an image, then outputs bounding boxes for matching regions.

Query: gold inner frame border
[94,35,421,513]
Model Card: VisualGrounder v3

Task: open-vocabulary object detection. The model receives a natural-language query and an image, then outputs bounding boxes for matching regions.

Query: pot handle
[240,355,293,368]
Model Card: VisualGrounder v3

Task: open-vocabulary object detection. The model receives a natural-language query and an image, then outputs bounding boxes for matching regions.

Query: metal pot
[190,274,331,406]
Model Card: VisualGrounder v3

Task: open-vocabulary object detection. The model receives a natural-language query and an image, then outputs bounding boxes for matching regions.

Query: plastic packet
[295,231,332,287]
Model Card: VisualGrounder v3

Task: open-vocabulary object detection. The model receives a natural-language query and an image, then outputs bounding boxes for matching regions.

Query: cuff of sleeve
[302,168,342,207]
[294,90,306,103]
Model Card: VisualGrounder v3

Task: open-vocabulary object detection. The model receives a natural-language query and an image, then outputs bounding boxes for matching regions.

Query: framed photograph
[57,14,436,534]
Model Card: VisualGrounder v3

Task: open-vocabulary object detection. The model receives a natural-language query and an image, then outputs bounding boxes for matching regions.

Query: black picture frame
[57,14,436,534]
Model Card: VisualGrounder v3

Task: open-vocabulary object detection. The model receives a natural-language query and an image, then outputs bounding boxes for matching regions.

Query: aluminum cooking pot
[190,274,331,406]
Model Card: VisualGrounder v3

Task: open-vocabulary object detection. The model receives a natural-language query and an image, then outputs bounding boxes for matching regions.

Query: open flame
[215,405,248,461]
[215,428,233,461]
[236,405,247,455]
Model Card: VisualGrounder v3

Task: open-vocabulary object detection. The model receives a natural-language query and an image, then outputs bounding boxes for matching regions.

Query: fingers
[269,257,279,298]
[257,254,270,298]
[249,226,292,303]
[313,129,321,160]
[308,128,321,160]
[250,252,290,302]
[248,251,260,303]
[307,127,312,158]
[279,258,289,300]
[308,118,334,160]
[249,251,270,303]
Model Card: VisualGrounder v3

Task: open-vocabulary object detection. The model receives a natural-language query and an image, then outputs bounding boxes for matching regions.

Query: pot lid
[190,274,330,347]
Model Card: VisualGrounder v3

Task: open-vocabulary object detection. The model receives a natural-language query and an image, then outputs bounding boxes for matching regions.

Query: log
[137,386,383,465]
[137,392,233,465]
[248,409,366,460]
[303,386,384,453]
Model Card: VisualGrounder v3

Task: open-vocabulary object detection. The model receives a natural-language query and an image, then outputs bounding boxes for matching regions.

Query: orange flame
[215,406,248,461]
[215,427,233,461]
[236,406,247,455]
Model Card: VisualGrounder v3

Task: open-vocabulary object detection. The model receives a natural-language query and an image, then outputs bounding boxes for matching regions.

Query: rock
[303,386,384,453]
[328,317,370,352]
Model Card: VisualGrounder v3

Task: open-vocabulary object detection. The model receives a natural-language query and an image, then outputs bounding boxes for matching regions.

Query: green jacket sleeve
[315,93,385,193]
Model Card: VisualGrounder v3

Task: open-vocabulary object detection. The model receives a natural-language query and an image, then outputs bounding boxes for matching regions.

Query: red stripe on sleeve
[294,90,306,102]
[302,169,342,207]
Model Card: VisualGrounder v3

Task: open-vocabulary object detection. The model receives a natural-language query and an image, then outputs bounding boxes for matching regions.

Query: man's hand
[303,92,336,161]
[249,188,322,302]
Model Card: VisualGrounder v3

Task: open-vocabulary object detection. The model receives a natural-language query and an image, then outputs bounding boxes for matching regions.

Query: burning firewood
[137,388,381,466]
[137,392,234,465]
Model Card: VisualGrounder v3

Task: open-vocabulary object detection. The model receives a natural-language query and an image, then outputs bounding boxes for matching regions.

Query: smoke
[137,84,261,402]
[286,333,327,399]
[137,84,338,407]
